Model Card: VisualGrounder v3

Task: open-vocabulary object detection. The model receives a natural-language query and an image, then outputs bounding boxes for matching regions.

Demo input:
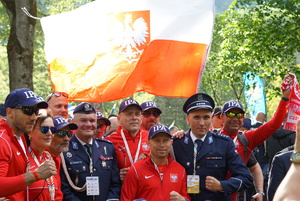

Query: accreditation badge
[86,176,99,196]
[187,175,200,194]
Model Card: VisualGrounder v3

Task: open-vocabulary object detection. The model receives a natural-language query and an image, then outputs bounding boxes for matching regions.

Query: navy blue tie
[195,139,203,154]
[84,144,93,157]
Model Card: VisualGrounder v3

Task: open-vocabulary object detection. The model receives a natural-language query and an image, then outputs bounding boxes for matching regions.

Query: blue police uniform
[61,135,121,201]
[173,130,253,201]
[267,150,292,201]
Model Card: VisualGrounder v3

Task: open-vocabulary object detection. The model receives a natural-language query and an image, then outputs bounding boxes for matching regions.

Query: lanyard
[28,147,55,201]
[193,141,199,175]
[151,158,168,182]
[88,155,94,175]
[120,129,142,165]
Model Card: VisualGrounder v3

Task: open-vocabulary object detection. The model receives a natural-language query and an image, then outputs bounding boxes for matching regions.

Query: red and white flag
[281,72,300,131]
[41,0,215,102]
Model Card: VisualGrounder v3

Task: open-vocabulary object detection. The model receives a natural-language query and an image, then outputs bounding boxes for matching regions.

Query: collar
[220,128,238,139]
[30,146,48,159]
[75,135,93,146]
[190,130,206,143]
[117,126,141,139]
[146,155,173,166]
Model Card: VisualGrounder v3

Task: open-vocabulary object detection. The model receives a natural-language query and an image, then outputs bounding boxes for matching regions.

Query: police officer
[172,93,253,201]
[60,103,121,201]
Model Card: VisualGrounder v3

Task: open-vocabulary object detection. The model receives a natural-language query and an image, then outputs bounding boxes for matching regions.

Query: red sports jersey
[0,119,28,200]
[27,148,58,201]
[105,126,150,170]
[121,155,190,201]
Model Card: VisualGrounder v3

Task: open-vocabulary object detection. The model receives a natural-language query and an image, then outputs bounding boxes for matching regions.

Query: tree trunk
[1,0,36,91]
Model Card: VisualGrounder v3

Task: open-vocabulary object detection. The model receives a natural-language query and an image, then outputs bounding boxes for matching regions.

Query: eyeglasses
[46,92,68,102]
[12,106,39,116]
[41,126,57,134]
[97,124,105,129]
[56,130,72,138]
[225,112,244,119]
[142,111,160,118]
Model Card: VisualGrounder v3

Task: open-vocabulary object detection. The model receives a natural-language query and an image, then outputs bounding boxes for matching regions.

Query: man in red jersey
[105,99,150,182]
[121,124,190,201]
[219,74,292,201]
[0,88,57,200]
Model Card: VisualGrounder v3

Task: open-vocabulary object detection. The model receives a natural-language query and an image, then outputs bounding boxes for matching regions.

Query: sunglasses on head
[12,106,39,116]
[225,112,244,119]
[142,111,160,118]
[46,92,68,102]
[97,124,105,129]
[56,130,72,138]
[41,126,57,134]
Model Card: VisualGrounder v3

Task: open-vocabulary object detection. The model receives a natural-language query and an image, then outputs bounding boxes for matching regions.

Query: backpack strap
[237,131,249,164]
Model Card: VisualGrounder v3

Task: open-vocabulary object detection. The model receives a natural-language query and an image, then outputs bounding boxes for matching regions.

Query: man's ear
[6,108,13,118]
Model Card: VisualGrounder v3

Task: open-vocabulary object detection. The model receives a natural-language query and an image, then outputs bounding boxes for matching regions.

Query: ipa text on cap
[148,124,172,140]
[183,93,215,114]
[54,116,78,130]
[221,100,245,114]
[119,99,142,114]
[5,88,48,109]
[141,101,162,114]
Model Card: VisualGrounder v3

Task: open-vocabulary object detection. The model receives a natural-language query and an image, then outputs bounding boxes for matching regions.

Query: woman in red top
[25,114,57,201]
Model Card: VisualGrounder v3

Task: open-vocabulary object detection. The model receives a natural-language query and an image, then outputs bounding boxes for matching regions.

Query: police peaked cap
[73,102,96,114]
[183,93,215,114]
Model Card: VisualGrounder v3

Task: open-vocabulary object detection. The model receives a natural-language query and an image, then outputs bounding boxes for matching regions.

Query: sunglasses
[97,124,105,129]
[142,111,160,118]
[56,130,72,138]
[12,106,39,116]
[46,92,68,102]
[41,126,57,134]
[225,112,244,119]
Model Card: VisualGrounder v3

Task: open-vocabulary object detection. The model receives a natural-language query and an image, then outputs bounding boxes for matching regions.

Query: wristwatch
[290,151,300,163]
[257,191,265,196]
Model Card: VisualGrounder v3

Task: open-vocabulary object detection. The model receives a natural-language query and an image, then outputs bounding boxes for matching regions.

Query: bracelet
[257,191,265,196]
[281,97,289,102]
[32,171,40,181]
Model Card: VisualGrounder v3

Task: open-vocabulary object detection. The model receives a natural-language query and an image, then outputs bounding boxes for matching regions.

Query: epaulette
[211,132,230,140]
[95,138,112,144]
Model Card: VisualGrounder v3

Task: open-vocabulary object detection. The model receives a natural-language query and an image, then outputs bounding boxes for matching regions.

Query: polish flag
[41,0,215,102]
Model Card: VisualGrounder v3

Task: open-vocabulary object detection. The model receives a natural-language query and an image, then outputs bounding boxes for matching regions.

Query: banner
[41,0,215,102]
[243,72,266,123]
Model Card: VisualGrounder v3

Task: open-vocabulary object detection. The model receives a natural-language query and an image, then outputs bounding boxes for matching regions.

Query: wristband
[33,171,40,181]
[257,191,265,196]
[281,97,289,102]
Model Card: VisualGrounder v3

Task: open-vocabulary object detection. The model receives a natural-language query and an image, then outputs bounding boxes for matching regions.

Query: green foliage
[201,0,300,115]
[0,3,9,103]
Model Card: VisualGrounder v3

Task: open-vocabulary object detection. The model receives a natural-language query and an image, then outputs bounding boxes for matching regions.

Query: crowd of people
[0,73,299,201]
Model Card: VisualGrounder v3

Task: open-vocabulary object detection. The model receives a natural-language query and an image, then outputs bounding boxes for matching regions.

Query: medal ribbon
[120,129,142,165]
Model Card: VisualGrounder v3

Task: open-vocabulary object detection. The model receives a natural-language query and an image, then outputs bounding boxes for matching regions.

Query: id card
[187,175,200,193]
[86,176,99,195]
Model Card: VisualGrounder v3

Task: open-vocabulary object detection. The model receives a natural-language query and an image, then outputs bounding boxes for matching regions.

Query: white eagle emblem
[110,13,149,64]
[170,174,178,183]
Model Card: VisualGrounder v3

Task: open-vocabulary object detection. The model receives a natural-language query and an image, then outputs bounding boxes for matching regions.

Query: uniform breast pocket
[205,157,225,168]
[68,161,89,173]
[100,159,113,170]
